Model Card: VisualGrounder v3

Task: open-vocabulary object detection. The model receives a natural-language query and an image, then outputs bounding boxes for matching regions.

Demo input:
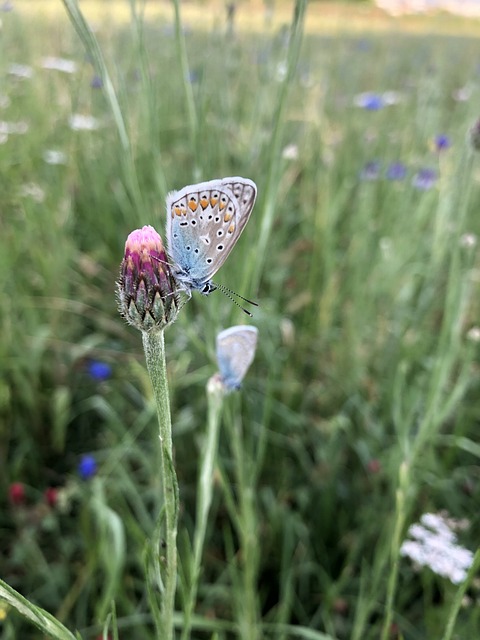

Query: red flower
[44,487,59,508]
[367,459,381,474]
[8,482,26,506]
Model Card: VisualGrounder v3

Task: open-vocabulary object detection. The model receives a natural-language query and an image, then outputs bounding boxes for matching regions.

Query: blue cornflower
[386,162,407,181]
[412,168,437,191]
[188,70,199,84]
[78,454,97,480]
[434,134,450,151]
[354,92,385,111]
[360,161,381,181]
[90,75,103,89]
[87,360,112,381]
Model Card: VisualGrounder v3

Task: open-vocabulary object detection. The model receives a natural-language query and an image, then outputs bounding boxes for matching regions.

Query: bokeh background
[1,0,480,638]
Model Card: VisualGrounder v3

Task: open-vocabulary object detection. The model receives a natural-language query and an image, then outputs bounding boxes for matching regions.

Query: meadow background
[2,0,480,638]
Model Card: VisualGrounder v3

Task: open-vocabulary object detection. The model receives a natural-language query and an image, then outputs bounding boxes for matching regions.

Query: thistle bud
[117,225,180,332]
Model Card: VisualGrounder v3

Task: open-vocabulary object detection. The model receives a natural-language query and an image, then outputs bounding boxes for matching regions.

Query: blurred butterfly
[166,176,257,313]
[216,325,258,391]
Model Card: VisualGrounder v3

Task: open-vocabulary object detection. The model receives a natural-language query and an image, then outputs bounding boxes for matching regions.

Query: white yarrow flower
[400,512,473,585]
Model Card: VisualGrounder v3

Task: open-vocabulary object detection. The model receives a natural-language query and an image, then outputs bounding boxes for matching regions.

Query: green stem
[142,330,178,640]
[381,461,409,640]
[244,0,307,295]
[441,547,480,640]
[181,381,224,640]
[228,407,260,640]
[0,578,77,640]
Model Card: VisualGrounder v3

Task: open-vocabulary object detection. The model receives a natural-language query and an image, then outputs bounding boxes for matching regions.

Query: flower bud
[117,225,180,332]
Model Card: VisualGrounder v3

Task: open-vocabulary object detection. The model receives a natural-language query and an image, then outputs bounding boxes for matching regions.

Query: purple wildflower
[354,92,385,111]
[1,1,13,11]
[360,161,381,181]
[87,360,112,381]
[78,454,97,480]
[117,225,180,332]
[412,168,437,191]
[386,162,407,181]
[90,75,103,89]
[434,134,450,151]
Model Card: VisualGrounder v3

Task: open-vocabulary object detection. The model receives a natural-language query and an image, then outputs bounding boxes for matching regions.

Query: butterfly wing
[216,325,258,389]
[166,177,257,291]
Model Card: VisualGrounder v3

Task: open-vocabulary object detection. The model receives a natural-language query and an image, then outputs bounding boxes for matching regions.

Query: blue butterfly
[166,177,257,298]
[216,325,258,391]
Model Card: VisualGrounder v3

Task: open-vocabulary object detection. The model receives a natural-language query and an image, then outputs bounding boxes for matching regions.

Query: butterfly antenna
[214,282,258,317]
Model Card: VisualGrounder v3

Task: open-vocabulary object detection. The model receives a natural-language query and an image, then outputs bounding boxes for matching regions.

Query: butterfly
[166,177,257,304]
[216,325,258,391]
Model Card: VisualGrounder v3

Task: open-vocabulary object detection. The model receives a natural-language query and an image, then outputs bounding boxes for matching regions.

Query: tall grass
[1,1,480,638]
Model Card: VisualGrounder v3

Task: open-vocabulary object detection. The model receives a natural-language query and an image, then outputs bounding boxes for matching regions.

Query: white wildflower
[19,183,45,203]
[0,120,28,135]
[379,237,393,259]
[467,327,480,343]
[7,63,33,79]
[400,512,473,585]
[382,90,403,105]
[276,62,287,82]
[43,149,67,165]
[282,144,299,160]
[69,114,100,131]
[460,233,477,249]
[452,86,472,102]
[41,57,77,74]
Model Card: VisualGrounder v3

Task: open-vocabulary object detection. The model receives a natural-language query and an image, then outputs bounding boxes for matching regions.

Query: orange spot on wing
[210,197,218,207]
[188,201,198,211]
[228,223,235,234]
[200,198,209,209]
[224,212,233,222]
[219,200,227,210]
[174,206,183,216]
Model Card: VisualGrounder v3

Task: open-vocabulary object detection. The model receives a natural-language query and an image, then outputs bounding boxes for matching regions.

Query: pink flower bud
[117,226,180,332]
